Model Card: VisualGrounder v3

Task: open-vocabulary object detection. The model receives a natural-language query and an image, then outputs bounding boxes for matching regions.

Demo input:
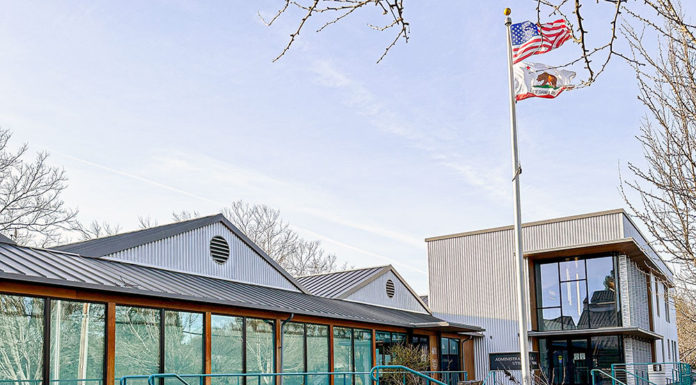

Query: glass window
[50,300,105,384]
[537,263,561,307]
[536,256,619,331]
[246,318,275,384]
[656,281,661,317]
[539,308,562,331]
[586,257,618,328]
[164,311,203,376]
[560,281,587,330]
[353,329,372,385]
[590,336,621,370]
[211,315,243,374]
[115,306,160,382]
[282,323,305,385]
[0,295,44,383]
[560,259,585,281]
[306,325,329,385]
[664,284,670,323]
[333,327,353,385]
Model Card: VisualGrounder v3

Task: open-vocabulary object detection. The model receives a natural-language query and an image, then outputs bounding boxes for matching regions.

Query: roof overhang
[524,238,672,283]
[409,321,485,333]
[529,326,663,340]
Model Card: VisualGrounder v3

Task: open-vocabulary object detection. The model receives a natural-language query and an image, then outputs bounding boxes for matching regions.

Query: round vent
[386,279,395,298]
[210,236,230,264]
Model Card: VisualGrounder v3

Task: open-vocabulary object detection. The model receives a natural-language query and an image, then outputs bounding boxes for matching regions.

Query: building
[0,214,480,385]
[426,209,679,385]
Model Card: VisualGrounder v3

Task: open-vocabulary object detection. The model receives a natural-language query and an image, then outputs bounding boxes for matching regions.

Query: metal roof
[55,214,306,293]
[0,243,481,330]
[297,266,387,298]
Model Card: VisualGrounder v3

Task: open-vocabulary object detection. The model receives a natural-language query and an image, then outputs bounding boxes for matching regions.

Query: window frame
[534,255,620,331]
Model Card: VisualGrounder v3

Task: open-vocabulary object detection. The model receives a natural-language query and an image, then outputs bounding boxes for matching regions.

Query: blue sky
[0,1,655,293]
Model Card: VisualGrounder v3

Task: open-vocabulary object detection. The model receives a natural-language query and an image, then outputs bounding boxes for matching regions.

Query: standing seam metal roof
[297,266,387,298]
[0,244,480,329]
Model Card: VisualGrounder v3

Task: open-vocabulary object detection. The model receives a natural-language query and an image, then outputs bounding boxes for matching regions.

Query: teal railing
[123,372,365,385]
[0,381,104,385]
[591,369,628,385]
[611,362,693,385]
[370,366,447,385]
[480,371,495,385]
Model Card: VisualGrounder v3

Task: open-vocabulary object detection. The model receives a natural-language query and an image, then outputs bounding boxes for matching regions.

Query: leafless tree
[0,128,79,247]
[137,216,158,229]
[176,201,346,276]
[261,0,407,63]
[617,0,695,361]
[675,290,696,366]
[76,220,122,241]
[263,0,694,86]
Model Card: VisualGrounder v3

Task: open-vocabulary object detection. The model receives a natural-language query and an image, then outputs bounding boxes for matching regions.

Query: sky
[0,1,661,294]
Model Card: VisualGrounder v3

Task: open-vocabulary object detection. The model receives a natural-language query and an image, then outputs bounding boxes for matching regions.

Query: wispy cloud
[310,59,509,201]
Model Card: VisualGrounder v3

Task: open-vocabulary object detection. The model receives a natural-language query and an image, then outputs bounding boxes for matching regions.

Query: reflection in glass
[538,263,560,307]
[0,295,44,383]
[50,300,105,384]
[306,325,329,385]
[560,259,585,281]
[165,311,203,378]
[211,315,243,373]
[560,281,587,329]
[115,306,160,384]
[535,256,619,331]
[333,327,353,385]
[246,318,275,385]
[586,257,618,328]
[282,323,305,385]
[539,308,562,331]
[354,329,372,385]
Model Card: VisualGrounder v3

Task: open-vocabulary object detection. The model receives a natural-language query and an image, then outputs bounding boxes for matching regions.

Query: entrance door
[548,339,589,385]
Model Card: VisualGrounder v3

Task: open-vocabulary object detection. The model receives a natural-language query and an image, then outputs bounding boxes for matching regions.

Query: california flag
[514,62,576,101]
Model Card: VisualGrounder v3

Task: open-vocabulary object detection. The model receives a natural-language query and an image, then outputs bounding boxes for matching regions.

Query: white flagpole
[504,8,532,385]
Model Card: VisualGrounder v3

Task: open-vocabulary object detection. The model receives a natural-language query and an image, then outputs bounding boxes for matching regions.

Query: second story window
[535,255,620,331]
[664,283,670,323]
[656,280,661,318]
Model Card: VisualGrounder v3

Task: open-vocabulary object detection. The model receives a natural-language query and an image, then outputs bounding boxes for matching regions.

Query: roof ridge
[57,213,222,249]
[297,265,389,278]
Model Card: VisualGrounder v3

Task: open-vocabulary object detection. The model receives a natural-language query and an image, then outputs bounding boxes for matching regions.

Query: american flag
[511,19,572,63]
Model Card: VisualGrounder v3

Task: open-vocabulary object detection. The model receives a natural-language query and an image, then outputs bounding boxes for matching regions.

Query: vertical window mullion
[584,259,590,329]
[160,309,165,385]
[43,298,51,385]
[557,263,565,330]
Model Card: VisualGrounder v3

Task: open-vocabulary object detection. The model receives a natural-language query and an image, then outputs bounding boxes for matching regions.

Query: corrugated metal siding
[345,271,429,314]
[106,222,298,291]
[622,216,673,280]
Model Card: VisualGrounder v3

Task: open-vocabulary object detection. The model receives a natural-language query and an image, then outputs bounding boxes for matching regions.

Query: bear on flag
[514,62,576,101]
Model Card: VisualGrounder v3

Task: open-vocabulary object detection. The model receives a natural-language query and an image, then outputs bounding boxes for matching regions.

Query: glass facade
[246,318,275,385]
[539,335,623,385]
[282,323,305,385]
[535,256,620,331]
[306,325,329,385]
[50,300,105,384]
[211,315,244,376]
[164,311,204,376]
[114,306,160,383]
[375,331,407,365]
[353,329,372,385]
[281,323,329,385]
[333,327,353,385]
[0,295,44,383]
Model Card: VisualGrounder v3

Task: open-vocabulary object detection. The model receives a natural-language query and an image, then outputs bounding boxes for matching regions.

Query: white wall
[345,270,429,313]
[104,222,300,291]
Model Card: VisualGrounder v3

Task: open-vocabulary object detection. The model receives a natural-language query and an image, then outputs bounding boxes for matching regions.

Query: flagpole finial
[504,8,511,16]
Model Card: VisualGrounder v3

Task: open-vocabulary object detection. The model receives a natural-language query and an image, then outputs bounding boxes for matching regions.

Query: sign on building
[489,352,541,371]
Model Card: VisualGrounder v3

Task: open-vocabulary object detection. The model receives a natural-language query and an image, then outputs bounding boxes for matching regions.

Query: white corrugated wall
[105,222,299,291]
